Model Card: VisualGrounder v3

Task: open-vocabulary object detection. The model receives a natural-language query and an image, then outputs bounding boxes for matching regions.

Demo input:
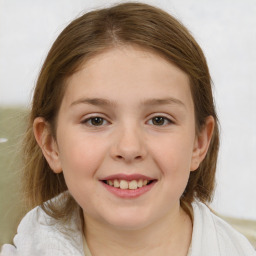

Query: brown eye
[82,117,107,126]
[150,116,171,126]
[152,117,164,125]
[90,117,104,126]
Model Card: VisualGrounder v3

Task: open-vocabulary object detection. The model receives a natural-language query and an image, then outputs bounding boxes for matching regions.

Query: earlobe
[190,116,215,171]
[33,117,62,173]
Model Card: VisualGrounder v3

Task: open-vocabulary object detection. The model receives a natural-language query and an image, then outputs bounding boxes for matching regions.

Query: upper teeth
[107,179,149,189]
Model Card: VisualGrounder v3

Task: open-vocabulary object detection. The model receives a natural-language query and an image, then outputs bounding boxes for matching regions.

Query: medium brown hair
[23,2,219,220]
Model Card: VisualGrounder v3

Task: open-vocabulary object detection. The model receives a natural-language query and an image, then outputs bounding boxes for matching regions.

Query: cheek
[149,133,194,177]
[151,136,193,200]
[57,133,107,178]
[57,134,108,208]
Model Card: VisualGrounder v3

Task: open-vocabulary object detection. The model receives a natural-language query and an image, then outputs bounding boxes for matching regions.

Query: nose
[110,125,147,163]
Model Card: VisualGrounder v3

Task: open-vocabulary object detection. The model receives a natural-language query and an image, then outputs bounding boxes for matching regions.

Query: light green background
[0,107,27,247]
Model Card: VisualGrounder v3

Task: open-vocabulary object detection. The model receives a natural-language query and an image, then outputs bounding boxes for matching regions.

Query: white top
[1,200,255,256]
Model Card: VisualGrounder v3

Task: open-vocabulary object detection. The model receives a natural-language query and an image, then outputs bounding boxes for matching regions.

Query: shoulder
[190,201,256,256]
[1,198,84,256]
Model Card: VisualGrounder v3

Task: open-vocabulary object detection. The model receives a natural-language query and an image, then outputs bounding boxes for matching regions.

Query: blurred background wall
[0,0,255,245]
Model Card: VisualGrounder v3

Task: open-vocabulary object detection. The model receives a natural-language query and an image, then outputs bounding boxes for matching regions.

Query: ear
[33,117,62,173]
[190,116,215,171]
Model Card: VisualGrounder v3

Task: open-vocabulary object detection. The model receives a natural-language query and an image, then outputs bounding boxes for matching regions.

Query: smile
[100,174,157,198]
[103,179,151,190]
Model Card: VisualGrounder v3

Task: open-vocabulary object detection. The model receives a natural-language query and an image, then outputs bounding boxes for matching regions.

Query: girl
[1,2,255,256]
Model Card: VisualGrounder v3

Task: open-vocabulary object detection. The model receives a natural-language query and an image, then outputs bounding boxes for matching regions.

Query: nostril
[116,155,142,161]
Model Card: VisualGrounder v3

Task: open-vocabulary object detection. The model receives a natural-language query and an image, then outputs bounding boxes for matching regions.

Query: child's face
[44,45,208,230]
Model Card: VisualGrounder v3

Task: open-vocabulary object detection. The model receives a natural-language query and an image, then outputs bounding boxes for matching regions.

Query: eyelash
[147,116,173,126]
[81,116,109,126]
[81,115,173,127]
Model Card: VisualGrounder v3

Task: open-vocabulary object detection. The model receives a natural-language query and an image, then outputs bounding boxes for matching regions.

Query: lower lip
[101,181,157,199]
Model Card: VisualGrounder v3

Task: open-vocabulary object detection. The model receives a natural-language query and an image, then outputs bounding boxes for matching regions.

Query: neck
[84,206,192,256]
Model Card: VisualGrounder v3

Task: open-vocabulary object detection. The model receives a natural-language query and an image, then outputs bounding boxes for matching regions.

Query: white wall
[0,0,255,220]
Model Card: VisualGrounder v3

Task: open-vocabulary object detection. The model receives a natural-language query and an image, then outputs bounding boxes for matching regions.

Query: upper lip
[101,173,156,181]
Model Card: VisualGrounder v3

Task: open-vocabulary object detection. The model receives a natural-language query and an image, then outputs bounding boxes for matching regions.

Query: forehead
[61,45,193,109]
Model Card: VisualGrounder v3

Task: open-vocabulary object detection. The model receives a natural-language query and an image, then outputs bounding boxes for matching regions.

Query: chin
[102,210,155,231]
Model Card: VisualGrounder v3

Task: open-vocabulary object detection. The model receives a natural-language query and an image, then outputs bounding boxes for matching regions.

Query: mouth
[100,174,157,198]
[101,179,155,190]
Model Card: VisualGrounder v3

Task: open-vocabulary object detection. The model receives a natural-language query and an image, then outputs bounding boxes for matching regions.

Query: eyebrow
[70,98,116,107]
[142,98,186,108]
[70,97,186,108]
